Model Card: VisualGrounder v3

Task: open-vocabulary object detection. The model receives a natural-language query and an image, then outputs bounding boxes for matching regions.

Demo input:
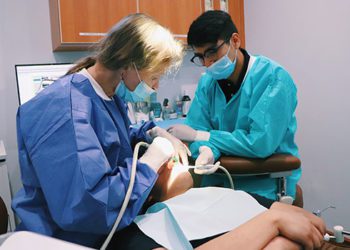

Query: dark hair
[187,10,238,47]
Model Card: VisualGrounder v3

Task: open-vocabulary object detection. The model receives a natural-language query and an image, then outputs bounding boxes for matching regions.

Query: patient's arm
[196,202,325,250]
[195,209,280,250]
[263,236,301,250]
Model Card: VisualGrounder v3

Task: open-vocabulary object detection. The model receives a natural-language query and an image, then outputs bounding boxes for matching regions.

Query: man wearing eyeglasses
[168,10,300,202]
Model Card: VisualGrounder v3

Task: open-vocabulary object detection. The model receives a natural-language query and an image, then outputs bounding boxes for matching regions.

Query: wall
[245,0,350,229]
[0,0,88,197]
[157,52,204,107]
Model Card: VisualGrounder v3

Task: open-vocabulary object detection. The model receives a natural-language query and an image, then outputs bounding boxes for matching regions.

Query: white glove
[148,126,191,166]
[139,137,174,172]
[167,124,210,142]
[195,146,214,166]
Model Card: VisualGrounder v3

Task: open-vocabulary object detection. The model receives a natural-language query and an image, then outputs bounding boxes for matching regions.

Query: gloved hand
[148,126,191,166]
[195,146,214,166]
[167,124,210,142]
[139,137,175,173]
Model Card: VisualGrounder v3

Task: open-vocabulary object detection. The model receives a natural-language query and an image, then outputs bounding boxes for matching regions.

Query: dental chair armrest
[218,154,301,175]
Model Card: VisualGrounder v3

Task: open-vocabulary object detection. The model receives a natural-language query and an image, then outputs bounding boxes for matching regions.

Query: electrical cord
[187,162,234,189]
[100,141,149,250]
[217,165,234,190]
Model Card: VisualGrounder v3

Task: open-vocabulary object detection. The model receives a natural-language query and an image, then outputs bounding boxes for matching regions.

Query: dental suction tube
[100,141,149,250]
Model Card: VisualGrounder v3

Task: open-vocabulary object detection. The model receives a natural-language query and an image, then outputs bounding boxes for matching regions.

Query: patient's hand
[149,161,193,202]
[269,202,326,250]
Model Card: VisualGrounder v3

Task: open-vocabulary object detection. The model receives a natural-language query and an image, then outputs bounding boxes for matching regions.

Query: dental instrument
[314,205,350,244]
[313,205,336,217]
[324,225,350,244]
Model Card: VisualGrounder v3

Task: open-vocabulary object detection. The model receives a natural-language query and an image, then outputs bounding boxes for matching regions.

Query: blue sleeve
[185,77,214,132]
[129,121,156,146]
[21,109,158,234]
[209,69,297,158]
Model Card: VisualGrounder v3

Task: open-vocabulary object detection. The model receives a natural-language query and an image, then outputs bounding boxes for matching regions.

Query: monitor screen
[15,63,74,105]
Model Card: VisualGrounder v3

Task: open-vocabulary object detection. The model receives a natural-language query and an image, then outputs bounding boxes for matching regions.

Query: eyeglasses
[190,39,229,66]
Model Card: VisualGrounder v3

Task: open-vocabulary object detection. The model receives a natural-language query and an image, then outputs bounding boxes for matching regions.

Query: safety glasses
[190,39,229,66]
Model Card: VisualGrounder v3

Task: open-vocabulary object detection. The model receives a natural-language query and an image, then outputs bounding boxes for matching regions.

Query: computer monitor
[15,63,74,105]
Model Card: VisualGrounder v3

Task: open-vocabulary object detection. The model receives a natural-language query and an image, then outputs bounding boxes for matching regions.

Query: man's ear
[230,33,241,49]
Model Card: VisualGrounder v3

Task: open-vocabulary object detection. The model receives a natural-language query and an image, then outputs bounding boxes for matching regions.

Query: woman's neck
[87,62,122,98]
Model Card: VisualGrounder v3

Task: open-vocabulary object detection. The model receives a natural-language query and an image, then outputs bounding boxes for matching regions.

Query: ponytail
[65,56,96,75]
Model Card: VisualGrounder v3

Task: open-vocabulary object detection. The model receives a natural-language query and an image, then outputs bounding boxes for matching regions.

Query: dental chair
[218,154,302,206]
[191,154,303,207]
[0,196,8,234]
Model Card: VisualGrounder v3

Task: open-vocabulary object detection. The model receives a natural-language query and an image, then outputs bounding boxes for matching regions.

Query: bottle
[182,92,191,117]
[162,98,171,120]
[175,96,183,117]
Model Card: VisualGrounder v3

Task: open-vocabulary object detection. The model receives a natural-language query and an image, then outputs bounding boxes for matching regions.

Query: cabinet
[203,0,245,48]
[49,0,137,51]
[138,0,203,43]
[0,141,15,232]
[49,0,245,51]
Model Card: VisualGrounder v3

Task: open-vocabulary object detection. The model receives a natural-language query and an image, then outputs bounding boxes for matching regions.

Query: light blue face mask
[115,63,155,102]
[206,44,238,80]
[115,80,143,103]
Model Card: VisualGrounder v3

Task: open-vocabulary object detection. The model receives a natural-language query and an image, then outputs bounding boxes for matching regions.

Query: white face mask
[206,44,238,80]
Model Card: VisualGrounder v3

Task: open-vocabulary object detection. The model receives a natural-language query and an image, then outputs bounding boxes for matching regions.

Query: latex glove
[139,137,175,173]
[195,146,214,166]
[148,126,191,166]
[167,124,210,142]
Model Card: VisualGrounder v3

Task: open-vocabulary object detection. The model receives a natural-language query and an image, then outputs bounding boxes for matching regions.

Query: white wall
[245,0,350,229]
[157,52,204,106]
[0,0,88,197]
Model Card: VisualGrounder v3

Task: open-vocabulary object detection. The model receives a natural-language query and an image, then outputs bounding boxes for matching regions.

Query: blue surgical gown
[186,56,301,200]
[12,73,158,248]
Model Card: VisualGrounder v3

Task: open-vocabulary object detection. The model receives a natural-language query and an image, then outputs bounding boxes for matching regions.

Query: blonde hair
[67,14,184,76]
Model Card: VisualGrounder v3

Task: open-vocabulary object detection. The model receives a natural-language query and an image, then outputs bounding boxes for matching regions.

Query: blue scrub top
[12,73,157,248]
[186,55,301,200]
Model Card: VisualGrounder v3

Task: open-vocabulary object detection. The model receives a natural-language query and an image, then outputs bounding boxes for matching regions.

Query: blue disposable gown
[12,73,157,248]
[186,56,301,200]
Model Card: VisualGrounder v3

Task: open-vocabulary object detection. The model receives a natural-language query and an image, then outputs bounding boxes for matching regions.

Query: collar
[78,68,112,101]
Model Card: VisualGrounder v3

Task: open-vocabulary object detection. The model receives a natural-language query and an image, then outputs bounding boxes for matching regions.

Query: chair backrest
[0,196,8,234]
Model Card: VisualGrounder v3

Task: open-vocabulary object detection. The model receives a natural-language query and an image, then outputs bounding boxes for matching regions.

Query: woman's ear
[120,66,131,81]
